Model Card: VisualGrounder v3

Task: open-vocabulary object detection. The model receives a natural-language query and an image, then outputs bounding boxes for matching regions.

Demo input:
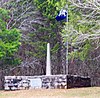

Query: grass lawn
[0,87,100,98]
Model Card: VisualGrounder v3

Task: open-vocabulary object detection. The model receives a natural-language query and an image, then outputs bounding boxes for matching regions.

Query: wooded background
[0,0,100,89]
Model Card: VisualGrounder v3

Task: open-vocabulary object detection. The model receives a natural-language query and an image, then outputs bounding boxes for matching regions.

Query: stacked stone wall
[4,75,91,90]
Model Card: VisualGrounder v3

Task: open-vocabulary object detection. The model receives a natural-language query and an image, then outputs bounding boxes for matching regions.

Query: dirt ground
[0,87,100,98]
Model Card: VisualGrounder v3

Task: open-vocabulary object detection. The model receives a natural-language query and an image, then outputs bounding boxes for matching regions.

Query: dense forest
[0,0,100,87]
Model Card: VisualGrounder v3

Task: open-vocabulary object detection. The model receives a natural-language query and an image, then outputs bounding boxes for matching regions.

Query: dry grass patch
[0,87,100,98]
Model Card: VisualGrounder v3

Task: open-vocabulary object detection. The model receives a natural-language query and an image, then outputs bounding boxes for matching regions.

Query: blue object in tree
[56,9,67,21]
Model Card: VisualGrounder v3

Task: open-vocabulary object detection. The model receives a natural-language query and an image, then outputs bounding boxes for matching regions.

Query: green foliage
[32,41,47,58]
[61,2,98,61]
[34,0,66,20]
[0,29,21,58]
[79,43,91,61]
[0,8,10,20]
[0,8,21,66]
[69,41,91,61]
[2,57,22,67]
[31,0,67,59]
[51,43,60,54]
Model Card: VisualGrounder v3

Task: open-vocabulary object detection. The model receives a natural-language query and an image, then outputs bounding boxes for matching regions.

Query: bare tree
[65,0,100,86]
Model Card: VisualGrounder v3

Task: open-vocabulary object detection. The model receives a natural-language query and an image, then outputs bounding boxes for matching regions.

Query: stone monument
[46,43,51,76]
[4,43,91,90]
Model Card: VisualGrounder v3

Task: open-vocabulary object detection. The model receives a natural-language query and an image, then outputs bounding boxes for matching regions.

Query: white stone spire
[46,43,51,75]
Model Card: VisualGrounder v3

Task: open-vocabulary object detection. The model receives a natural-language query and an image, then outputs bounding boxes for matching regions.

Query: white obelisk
[46,43,51,75]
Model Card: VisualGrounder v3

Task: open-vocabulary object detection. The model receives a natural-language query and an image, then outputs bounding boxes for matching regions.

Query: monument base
[4,75,91,90]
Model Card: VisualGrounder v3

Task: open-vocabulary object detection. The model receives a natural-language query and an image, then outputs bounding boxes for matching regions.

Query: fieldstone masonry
[41,75,67,89]
[4,75,91,90]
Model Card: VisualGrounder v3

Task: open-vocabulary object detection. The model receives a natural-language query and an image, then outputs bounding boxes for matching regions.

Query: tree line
[0,0,100,86]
